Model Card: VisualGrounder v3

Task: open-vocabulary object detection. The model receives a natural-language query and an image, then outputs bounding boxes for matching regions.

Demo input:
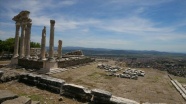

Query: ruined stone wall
[18,73,139,104]
[18,57,95,69]
[58,57,95,68]
[18,59,43,69]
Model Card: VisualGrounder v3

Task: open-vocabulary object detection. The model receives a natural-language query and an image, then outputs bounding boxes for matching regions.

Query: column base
[48,57,55,62]
[24,56,30,60]
[38,61,58,74]
[10,58,18,65]
[39,58,47,61]
[13,54,19,58]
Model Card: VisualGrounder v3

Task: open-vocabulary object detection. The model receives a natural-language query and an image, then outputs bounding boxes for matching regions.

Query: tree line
[0,37,41,54]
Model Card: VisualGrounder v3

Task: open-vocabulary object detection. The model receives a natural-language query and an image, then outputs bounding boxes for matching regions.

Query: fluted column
[58,40,62,59]
[48,20,55,61]
[25,22,32,59]
[40,26,46,60]
[13,22,20,58]
[19,22,26,58]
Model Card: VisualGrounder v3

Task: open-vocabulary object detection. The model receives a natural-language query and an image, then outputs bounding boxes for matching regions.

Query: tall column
[19,22,26,58]
[48,20,55,61]
[57,40,62,59]
[40,26,46,60]
[13,22,20,58]
[25,22,32,59]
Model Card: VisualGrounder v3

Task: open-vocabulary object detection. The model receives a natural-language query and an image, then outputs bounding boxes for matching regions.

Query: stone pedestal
[39,61,58,73]
[10,58,18,65]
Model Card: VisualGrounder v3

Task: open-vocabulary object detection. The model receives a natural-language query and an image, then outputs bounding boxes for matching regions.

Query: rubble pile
[97,64,145,80]
[0,69,20,83]
[65,50,84,56]
[97,64,122,73]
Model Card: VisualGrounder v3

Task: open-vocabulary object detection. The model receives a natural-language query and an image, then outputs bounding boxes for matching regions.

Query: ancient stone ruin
[10,11,94,74]
[1,10,141,104]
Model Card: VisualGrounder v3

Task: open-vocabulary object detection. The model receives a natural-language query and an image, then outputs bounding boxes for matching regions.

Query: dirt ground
[0,60,10,65]
[51,60,186,104]
[0,60,186,104]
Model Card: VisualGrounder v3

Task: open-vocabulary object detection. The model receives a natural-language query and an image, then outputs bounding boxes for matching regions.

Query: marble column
[25,22,32,59]
[19,22,26,58]
[48,20,55,61]
[40,26,46,60]
[13,22,20,58]
[57,40,62,59]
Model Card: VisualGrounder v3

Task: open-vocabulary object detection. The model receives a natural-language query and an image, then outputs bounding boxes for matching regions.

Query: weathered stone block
[2,96,31,104]
[62,83,91,101]
[110,96,139,104]
[0,90,18,103]
[91,89,112,98]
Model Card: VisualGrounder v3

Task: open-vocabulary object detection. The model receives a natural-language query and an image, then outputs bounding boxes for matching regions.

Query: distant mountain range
[46,46,186,58]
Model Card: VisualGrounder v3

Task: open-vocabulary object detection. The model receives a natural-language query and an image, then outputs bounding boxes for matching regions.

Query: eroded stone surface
[2,96,31,104]
[0,90,18,103]
[110,96,139,104]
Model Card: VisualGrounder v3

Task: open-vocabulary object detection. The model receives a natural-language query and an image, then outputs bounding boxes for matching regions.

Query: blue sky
[0,0,186,53]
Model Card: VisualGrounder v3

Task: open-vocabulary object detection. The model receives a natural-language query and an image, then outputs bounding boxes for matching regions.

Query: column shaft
[25,22,32,59]
[49,20,55,61]
[40,26,46,60]
[13,22,20,58]
[58,40,62,58]
[19,23,26,58]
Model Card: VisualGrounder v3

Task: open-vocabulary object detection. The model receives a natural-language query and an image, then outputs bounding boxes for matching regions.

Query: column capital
[50,20,55,25]
[27,22,32,27]
[21,22,27,28]
[15,21,21,26]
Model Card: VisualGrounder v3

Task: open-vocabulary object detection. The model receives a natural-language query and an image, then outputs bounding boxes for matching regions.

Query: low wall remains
[58,57,95,68]
[18,57,95,69]
[18,59,43,69]
[18,73,139,104]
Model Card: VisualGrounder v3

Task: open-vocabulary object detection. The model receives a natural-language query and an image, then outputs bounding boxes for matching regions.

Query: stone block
[31,101,40,104]
[39,61,58,74]
[0,90,18,103]
[2,96,31,104]
[10,58,18,65]
[91,89,112,98]
[0,70,3,78]
[91,89,112,103]
[62,83,91,101]
[110,96,139,104]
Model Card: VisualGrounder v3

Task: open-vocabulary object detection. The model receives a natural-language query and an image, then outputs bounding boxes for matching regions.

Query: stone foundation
[18,57,95,70]
[58,57,95,68]
[18,59,43,69]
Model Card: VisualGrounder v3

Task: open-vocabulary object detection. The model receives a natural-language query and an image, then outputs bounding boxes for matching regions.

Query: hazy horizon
[0,0,186,53]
